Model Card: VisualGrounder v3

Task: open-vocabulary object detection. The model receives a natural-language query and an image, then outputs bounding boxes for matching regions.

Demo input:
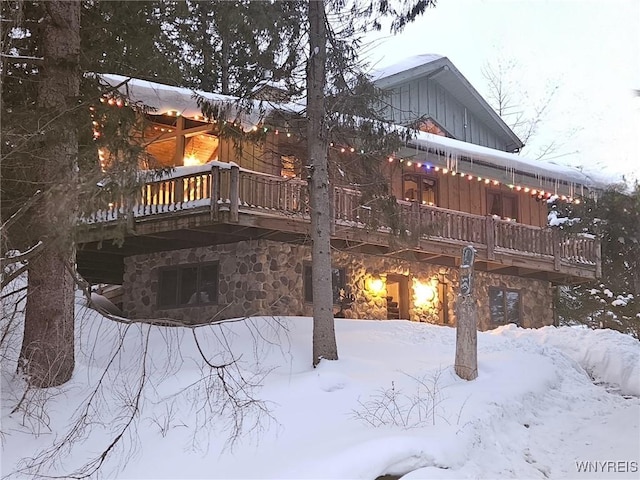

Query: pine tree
[169,1,304,96]
[11,1,81,387]
[551,184,640,337]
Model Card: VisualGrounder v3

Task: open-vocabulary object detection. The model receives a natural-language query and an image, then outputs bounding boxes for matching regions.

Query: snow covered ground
[1,289,639,479]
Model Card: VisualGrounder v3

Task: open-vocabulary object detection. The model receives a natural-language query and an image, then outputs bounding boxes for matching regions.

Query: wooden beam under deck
[78,204,597,286]
[77,166,598,286]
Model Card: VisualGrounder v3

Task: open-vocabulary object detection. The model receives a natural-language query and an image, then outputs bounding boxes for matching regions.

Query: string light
[91,102,582,205]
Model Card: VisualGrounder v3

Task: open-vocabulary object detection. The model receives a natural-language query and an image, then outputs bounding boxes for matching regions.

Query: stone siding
[123,239,554,329]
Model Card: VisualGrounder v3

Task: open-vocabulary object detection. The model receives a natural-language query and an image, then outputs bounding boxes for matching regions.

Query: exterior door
[386,274,409,320]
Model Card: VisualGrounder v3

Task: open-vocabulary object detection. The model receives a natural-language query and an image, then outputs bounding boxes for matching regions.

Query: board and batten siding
[386,161,548,228]
[382,78,508,152]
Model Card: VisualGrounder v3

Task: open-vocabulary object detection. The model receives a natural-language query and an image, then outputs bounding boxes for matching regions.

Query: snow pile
[495,324,640,396]
[1,293,639,479]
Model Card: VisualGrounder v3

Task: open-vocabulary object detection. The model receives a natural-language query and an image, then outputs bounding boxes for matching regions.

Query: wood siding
[390,163,548,228]
[381,78,508,151]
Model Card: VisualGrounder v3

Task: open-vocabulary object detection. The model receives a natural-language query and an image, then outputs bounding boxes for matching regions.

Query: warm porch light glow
[183,154,201,166]
[367,276,385,295]
[414,281,436,306]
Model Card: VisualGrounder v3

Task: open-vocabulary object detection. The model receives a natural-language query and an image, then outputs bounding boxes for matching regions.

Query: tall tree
[17,1,81,387]
[170,1,304,96]
[81,1,185,84]
[308,0,337,366]
[305,0,436,365]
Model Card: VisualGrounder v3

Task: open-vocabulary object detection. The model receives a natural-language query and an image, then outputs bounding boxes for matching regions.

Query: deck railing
[83,165,599,270]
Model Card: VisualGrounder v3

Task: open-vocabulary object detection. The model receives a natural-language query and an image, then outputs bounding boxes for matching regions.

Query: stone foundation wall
[122,240,554,329]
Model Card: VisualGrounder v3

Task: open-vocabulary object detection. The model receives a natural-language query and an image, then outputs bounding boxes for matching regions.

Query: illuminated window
[418,118,449,137]
[403,174,437,205]
[281,155,298,178]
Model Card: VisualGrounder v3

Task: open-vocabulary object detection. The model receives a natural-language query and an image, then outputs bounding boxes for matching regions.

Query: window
[489,287,521,325]
[281,155,298,178]
[158,263,218,308]
[488,191,517,220]
[403,174,437,205]
[417,118,450,137]
[304,265,347,304]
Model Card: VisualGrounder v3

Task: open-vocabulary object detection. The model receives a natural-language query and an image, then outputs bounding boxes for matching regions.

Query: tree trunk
[307,0,338,367]
[220,27,230,95]
[19,1,80,388]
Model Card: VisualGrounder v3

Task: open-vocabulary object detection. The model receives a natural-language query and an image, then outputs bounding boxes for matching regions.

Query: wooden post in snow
[454,245,478,381]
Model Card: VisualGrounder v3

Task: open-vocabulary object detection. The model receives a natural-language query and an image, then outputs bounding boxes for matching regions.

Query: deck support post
[553,229,561,271]
[595,237,602,278]
[210,165,220,221]
[230,165,239,223]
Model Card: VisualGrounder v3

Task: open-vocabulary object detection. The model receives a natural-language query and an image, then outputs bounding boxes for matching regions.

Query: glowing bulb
[368,277,384,294]
[414,281,436,306]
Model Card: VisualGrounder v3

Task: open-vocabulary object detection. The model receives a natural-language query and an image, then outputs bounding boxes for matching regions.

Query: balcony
[77,164,600,284]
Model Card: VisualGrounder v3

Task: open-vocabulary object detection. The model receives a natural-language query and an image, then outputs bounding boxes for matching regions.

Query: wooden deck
[77,165,600,284]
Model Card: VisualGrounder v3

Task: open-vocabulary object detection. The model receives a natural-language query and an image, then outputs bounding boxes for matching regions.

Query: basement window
[158,263,218,308]
[489,287,521,325]
[304,264,346,305]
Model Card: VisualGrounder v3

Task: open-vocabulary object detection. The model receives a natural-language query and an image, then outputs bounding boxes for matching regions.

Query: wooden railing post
[485,216,496,260]
[330,186,336,235]
[595,238,602,278]
[210,165,220,221]
[552,229,561,271]
[229,165,239,223]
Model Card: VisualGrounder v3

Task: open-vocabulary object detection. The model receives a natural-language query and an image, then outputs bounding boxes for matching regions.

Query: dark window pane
[403,175,419,202]
[489,287,505,323]
[180,266,199,305]
[199,264,218,304]
[422,177,436,205]
[304,265,313,302]
[503,196,517,219]
[305,266,346,305]
[506,290,521,325]
[489,193,501,216]
[158,269,178,307]
[331,268,346,304]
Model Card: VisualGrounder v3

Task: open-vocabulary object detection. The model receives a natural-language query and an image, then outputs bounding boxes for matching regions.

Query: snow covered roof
[370,54,444,81]
[98,74,302,131]
[371,55,524,153]
[97,74,605,190]
[402,130,607,192]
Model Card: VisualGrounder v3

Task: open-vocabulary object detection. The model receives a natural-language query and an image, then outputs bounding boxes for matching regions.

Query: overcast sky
[363,0,640,185]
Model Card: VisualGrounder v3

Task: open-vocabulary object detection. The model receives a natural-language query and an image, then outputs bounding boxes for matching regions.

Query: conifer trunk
[20,1,80,387]
[307,0,338,366]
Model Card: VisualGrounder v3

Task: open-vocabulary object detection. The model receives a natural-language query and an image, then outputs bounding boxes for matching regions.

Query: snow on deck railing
[79,166,599,270]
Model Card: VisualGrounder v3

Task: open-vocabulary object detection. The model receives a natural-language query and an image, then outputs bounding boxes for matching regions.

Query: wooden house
[78,56,602,329]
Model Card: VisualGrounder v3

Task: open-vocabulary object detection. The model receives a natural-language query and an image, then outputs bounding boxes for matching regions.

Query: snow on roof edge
[96,74,610,189]
[369,53,444,81]
[98,74,303,131]
[409,131,610,189]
